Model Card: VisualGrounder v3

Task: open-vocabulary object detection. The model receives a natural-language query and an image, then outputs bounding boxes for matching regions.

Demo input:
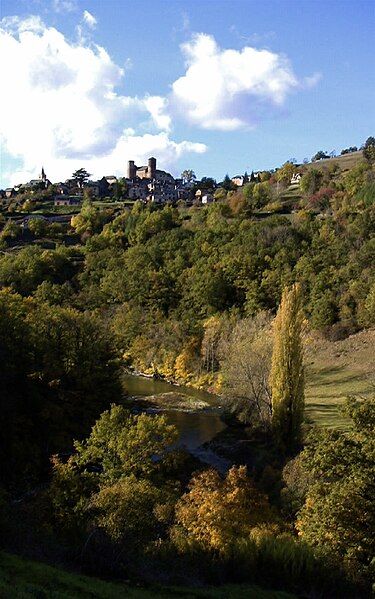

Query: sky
[0,0,374,187]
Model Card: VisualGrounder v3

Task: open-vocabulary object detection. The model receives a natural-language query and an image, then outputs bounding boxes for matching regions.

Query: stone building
[127,157,157,180]
[126,156,182,203]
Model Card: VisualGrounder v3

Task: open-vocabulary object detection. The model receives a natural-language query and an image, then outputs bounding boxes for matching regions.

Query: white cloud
[83,10,97,29]
[171,33,314,130]
[0,16,206,186]
[143,95,172,132]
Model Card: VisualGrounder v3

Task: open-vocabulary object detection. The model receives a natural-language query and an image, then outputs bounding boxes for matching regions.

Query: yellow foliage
[172,466,273,553]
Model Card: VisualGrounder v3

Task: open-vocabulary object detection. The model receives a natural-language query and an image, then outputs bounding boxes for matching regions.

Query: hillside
[305,328,375,428]
[302,150,363,173]
[0,552,296,599]
[277,150,365,208]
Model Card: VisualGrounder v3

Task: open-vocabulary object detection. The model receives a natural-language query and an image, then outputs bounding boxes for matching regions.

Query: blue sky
[0,0,374,187]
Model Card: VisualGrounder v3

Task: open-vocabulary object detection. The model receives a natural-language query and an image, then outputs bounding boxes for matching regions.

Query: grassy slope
[0,552,296,599]
[305,329,374,428]
[278,150,364,207]
[302,150,363,173]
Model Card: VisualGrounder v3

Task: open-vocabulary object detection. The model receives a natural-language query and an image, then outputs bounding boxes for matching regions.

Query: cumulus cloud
[0,16,206,185]
[171,33,314,130]
[83,10,97,29]
[143,95,172,132]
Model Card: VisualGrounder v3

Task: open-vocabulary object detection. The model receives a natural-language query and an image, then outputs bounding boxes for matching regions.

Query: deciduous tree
[269,284,305,452]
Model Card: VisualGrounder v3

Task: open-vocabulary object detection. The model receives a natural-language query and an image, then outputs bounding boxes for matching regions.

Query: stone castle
[125,156,188,203]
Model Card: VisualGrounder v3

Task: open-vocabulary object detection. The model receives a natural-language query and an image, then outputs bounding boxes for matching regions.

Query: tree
[181,169,196,184]
[276,162,297,185]
[70,195,105,237]
[341,146,357,155]
[269,284,305,453]
[363,136,375,163]
[113,178,128,200]
[172,466,273,553]
[51,405,178,545]
[312,151,329,161]
[0,220,21,243]
[300,168,323,195]
[222,174,234,191]
[252,181,271,208]
[296,396,375,588]
[28,217,47,237]
[72,168,91,188]
[219,313,273,427]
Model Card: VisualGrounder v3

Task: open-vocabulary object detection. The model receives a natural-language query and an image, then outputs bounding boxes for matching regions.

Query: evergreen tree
[270,283,305,453]
[222,174,233,191]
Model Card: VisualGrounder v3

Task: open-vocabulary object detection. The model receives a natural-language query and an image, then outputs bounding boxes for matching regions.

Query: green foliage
[0,220,21,243]
[0,289,121,492]
[270,285,305,453]
[300,169,323,195]
[252,181,271,208]
[275,162,297,185]
[363,136,375,163]
[0,246,76,296]
[181,169,196,183]
[312,150,329,161]
[296,396,375,587]
[71,196,106,237]
[71,168,91,187]
[51,405,179,548]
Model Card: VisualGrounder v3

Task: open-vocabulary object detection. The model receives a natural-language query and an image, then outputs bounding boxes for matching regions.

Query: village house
[291,173,302,184]
[231,175,245,187]
[54,197,81,207]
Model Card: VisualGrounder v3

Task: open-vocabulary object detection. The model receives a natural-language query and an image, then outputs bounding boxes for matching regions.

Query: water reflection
[122,374,227,454]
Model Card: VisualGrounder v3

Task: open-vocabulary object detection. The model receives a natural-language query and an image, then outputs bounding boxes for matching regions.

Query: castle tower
[127,160,136,179]
[148,157,156,179]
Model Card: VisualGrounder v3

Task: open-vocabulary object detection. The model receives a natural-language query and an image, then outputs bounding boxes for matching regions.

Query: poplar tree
[270,283,305,453]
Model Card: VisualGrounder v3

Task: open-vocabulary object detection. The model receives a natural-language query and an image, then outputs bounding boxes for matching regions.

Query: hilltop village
[1,157,216,208]
[2,144,371,216]
[0,141,372,242]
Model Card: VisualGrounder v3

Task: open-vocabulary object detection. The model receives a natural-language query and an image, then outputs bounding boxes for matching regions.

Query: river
[122,374,230,471]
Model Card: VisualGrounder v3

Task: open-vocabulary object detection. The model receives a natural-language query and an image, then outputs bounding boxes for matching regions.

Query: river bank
[122,372,232,472]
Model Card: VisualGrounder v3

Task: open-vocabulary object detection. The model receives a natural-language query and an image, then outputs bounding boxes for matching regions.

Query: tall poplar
[270,283,305,452]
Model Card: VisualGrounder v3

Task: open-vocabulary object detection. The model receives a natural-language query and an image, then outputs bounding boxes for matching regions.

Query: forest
[0,148,374,598]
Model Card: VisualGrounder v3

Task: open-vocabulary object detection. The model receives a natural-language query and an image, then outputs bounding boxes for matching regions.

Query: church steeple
[40,166,46,182]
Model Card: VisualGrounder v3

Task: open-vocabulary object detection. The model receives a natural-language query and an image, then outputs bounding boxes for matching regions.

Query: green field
[305,365,372,428]
[0,552,295,599]
[304,329,374,428]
